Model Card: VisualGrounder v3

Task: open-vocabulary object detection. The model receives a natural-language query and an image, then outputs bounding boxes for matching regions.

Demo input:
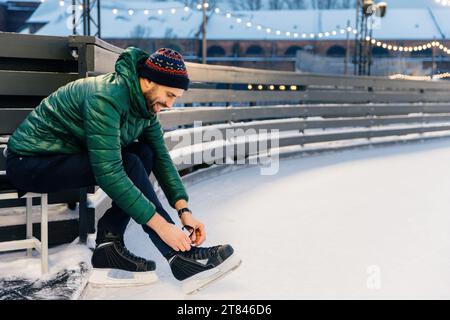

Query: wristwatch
[177,207,192,218]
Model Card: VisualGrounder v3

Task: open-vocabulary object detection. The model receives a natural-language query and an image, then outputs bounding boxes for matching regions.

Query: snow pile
[0,241,92,300]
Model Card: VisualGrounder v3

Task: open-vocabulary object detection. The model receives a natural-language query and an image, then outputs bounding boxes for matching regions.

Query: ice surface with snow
[77,138,450,299]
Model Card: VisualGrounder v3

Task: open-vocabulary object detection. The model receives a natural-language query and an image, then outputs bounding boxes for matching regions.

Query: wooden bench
[0,33,105,265]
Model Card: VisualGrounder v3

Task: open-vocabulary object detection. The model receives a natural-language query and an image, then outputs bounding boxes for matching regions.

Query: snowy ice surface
[80,137,450,299]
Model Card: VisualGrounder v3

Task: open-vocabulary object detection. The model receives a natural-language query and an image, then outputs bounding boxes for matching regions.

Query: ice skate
[89,233,157,288]
[166,244,241,295]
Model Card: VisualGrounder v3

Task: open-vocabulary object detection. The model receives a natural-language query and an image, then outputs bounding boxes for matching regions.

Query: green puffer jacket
[7,47,188,225]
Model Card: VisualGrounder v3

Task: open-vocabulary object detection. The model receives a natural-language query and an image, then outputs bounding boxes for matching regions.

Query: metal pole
[345,20,351,75]
[368,23,374,76]
[354,0,361,75]
[72,0,76,35]
[202,0,207,64]
[431,37,436,77]
[82,0,87,36]
[87,0,91,36]
[97,0,101,38]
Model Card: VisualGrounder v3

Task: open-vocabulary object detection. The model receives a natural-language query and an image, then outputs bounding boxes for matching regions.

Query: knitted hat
[137,48,190,90]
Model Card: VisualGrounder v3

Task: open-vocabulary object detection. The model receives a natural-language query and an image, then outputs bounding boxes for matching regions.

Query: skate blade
[88,268,158,288]
[182,253,242,295]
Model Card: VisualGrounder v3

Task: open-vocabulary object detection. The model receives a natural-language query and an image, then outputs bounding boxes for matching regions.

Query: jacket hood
[115,47,153,119]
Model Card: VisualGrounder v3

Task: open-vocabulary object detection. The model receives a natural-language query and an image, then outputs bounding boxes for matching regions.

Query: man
[5,47,241,294]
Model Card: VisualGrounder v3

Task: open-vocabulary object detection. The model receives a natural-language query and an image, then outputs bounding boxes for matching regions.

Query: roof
[23,1,450,41]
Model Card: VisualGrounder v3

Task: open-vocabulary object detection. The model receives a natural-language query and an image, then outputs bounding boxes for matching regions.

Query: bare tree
[268,0,285,9]
[311,0,340,9]
[130,25,151,38]
[241,0,264,10]
[285,0,307,9]
[129,25,152,49]
[341,0,354,8]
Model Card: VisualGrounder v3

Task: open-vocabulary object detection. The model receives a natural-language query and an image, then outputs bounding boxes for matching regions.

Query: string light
[247,84,299,90]
[52,1,450,56]
[389,72,450,80]
[56,1,356,41]
[366,37,450,55]
[435,0,450,7]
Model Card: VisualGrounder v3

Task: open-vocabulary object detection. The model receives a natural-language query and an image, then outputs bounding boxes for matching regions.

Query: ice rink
[81,138,450,299]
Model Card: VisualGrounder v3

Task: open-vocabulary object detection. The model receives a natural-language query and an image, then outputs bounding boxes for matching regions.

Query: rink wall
[2,33,450,245]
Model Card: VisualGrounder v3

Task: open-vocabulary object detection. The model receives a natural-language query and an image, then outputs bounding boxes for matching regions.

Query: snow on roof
[25,1,450,41]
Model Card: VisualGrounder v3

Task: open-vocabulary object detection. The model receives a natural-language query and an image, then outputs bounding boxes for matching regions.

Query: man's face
[139,78,184,115]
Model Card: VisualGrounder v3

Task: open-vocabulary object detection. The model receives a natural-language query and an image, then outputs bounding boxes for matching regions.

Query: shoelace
[181,245,221,260]
[115,240,149,265]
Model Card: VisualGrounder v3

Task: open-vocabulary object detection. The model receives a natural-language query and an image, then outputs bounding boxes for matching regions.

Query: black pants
[5,142,175,257]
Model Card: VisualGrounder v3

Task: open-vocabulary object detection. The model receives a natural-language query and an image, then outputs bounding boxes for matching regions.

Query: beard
[143,90,168,115]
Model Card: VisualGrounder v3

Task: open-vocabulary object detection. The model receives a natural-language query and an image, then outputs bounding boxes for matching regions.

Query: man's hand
[146,212,191,252]
[180,212,206,246]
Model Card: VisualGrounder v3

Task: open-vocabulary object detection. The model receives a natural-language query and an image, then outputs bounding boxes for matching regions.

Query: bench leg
[41,194,48,275]
[26,197,33,257]
[78,187,88,244]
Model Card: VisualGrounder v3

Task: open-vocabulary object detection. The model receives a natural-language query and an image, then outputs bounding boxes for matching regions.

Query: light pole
[202,0,207,64]
[71,0,101,37]
[354,0,387,76]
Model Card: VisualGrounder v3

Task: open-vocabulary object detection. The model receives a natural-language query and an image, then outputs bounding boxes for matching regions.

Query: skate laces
[115,240,148,265]
[183,245,221,261]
